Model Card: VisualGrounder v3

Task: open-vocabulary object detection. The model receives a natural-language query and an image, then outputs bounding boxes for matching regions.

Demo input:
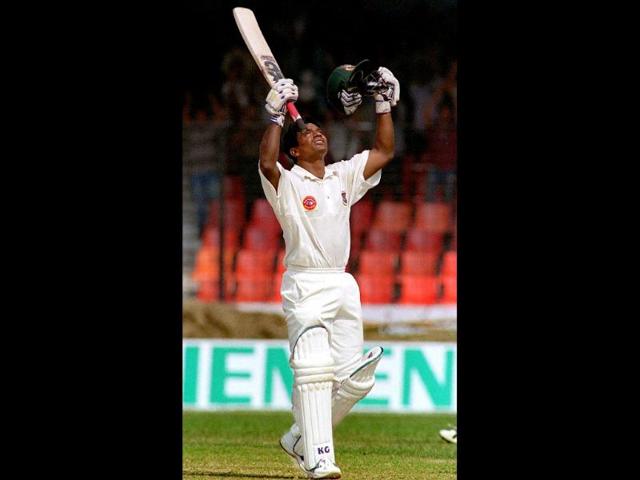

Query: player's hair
[281,118,322,164]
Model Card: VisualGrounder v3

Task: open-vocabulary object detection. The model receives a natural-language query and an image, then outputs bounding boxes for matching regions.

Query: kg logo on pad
[302,195,317,210]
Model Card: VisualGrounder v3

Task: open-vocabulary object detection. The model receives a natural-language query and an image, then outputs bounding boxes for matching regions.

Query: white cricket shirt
[258,150,381,271]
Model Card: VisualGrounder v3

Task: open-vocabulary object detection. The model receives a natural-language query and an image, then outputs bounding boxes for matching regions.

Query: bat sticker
[260,55,283,83]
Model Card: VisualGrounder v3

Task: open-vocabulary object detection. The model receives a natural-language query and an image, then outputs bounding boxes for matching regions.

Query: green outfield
[183,411,457,479]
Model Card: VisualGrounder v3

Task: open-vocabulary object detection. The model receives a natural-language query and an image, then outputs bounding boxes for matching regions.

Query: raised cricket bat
[233,7,306,131]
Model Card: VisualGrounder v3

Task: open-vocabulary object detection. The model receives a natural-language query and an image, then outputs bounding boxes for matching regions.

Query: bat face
[233,7,282,88]
[233,7,305,129]
[260,55,284,84]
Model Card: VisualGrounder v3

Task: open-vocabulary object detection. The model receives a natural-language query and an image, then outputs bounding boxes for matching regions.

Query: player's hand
[266,78,299,126]
[339,90,363,116]
[373,67,400,114]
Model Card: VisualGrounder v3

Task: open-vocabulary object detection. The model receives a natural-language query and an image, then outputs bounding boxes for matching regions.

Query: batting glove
[266,78,299,126]
[339,89,363,116]
[373,67,400,114]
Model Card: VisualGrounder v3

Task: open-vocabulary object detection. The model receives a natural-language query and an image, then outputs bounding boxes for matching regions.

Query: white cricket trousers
[281,268,364,382]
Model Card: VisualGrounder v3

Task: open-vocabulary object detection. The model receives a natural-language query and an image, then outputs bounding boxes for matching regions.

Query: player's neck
[297,155,326,179]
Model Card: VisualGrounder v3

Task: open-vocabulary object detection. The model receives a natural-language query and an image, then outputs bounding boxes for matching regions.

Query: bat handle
[286,102,306,131]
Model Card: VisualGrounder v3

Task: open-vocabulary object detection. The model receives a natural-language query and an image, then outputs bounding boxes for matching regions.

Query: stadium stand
[356,274,395,304]
[398,275,439,304]
[201,226,241,250]
[269,272,283,303]
[192,247,234,282]
[440,275,456,303]
[191,195,457,305]
[242,225,282,251]
[234,273,273,302]
[248,198,281,234]
[405,228,444,253]
[196,278,235,302]
[208,198,246,230]
[235,249,276,275]
[371,201,413,233]
[414,202,452,233]
[350,199,374,236]
[441,250,457,277]
[358,250,399,276]
[400,251,439,276]
[365,229,403,251]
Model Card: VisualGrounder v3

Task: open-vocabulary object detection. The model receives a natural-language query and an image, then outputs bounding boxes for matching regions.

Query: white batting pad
[291,327,336,470]
[332,346,384,427]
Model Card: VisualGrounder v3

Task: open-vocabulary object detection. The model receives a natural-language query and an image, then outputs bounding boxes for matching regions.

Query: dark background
[181,0,457,99]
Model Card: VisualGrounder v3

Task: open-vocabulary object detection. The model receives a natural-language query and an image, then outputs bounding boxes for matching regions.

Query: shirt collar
[291,164,337,181]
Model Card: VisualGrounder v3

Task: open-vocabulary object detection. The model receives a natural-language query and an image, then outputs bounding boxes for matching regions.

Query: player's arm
[364,67,400,180]
[259,79,299,190]
[259,123,283,189]
[365,112,395,180]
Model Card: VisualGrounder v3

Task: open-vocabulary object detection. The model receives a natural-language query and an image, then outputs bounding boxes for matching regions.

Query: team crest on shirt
[302,195,317,210]
[341,191,348,206]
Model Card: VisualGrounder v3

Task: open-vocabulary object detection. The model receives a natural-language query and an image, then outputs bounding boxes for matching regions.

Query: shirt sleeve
[258,160,287,215]
[341,150,381,206]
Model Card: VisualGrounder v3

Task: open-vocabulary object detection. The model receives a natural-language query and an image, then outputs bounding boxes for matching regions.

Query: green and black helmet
[326,59,381,114]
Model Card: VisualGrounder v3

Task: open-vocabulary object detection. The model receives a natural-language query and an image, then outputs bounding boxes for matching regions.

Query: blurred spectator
[424,59,457,129]
[407,53,437,154]
[295,69,325,121]
[423,99,456,202]
[221,49,253,124]
[183,93,231,234]
[414,58,456,202]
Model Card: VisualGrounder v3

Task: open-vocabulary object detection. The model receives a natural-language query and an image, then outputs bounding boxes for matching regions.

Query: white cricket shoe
[439,427,457,444]
[279,425,305,473]
[307,458,342,479]
[279,425,342,479]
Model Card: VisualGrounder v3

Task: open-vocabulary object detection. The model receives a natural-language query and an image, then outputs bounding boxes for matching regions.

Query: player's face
[296,123,328,156]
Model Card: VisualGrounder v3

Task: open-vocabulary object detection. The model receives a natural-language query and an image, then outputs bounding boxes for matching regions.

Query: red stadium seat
[269,272,283,303]
[350,200,374,237]
[405,228,444,253]
[197,281,217,301]
[365,229,403,251]
[234,273,273,302]
[356,274,395,304]
[242,225,282,251]
[249,199,281,234]
[398,275,439,304]
[223,176,245,200]
[372,201,413,233]
[441,250,457,277]
[196,278,235,302]
[358,250,398,276]
[201,226,241,250]
[399,251,439,276]
[192,247,235,281]
[235,249,276,275]
[440,275,457,303]
[414,202,452,233]
[208,198,246,230]
[412,171,429,200]
[251,198,274,221]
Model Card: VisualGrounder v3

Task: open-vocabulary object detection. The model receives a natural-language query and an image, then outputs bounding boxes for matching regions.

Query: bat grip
[286,102,306,131]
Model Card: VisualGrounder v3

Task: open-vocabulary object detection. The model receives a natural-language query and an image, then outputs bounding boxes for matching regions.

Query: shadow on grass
[183,471,298,479]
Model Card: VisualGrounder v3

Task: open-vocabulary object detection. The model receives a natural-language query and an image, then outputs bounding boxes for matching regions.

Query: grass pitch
[183,411,456,479]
